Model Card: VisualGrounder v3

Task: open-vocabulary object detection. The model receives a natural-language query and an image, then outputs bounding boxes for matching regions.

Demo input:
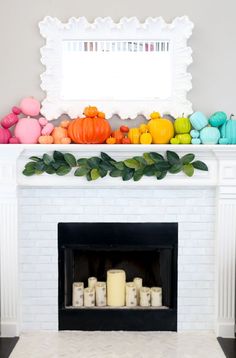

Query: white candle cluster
[72,271,162,308]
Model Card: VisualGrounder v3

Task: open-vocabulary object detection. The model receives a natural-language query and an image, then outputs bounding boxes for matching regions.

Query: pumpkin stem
[230,113,235,119]
[182,113,185,117]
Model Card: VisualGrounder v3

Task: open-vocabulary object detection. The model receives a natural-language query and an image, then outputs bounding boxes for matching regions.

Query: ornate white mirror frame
[39,16,194,120]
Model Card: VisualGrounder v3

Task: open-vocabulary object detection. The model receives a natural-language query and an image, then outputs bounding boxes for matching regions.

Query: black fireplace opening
[58,223,178,331]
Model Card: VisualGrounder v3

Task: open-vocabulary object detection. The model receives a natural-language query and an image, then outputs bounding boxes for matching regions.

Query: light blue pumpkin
[190,129,200,138]
[220,115,236,144]
[189,112,208,131]
[209,111,227,127]
[200,127,220,144]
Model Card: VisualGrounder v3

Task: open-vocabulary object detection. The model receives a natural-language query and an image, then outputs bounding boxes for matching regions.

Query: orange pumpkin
[68,116,111,144]
[98,111,105,119]
[38,135,54,144]
[52,127,68,144]
[106,136,116,144]
[111,129,124,144]
[83,106,98,118]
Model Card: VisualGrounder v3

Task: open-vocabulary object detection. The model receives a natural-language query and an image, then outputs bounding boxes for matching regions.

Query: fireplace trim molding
[0,144,236,338]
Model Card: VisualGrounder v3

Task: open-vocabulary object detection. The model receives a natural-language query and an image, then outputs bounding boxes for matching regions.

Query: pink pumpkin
[0,128,11,144]
[14,117,41,144]
[20,97,40,117]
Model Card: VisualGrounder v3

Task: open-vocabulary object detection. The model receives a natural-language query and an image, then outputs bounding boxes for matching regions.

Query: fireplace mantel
[0,144,236,337]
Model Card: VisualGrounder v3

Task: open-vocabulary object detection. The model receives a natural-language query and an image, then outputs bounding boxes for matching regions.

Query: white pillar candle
[84,287,95,307]
[72,282,84,307]
[88,277,97,289]
[140,287,151,307]
[133,277,142,304]
[95,282,107,307]
[151,287,162,307]
[126,282,137,307]
[107,269,126,307]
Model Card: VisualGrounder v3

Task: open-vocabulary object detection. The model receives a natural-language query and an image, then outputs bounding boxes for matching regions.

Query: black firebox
[58,223,178,331]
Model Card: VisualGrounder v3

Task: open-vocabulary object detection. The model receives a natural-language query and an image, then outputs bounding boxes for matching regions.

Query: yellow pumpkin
[150,111,161,120]
[148,118,174,144]
[128,128,140,144]
[139,123,149,133]
[140,132,152,144]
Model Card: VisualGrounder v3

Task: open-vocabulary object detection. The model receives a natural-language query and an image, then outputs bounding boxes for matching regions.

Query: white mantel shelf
[0,144,236,338]
[0,143,236,188]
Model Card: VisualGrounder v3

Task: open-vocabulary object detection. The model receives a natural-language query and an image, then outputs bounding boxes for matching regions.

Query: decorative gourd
[52,126,68,144]
[175,133,191,144]
[128,128,140,144]
[209,112,227,127]
[68,113,111,144]
[111,129,123,144]
[147,118,174,144]
[14,117,41,144]
[20,97,40,117]
[121,137,131,144]
[140,132,152,144]
[174,116,191,134]
[200,127,220,144]
[83,106,98,118]
[38,135,54,144]
[106,136,116,144]
[150,112,161,120]
[189,112,208,131]
[220,114,236,144]
[0,128,11,144]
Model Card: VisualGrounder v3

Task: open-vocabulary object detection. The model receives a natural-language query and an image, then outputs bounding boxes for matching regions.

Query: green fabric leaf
[122,168,134,181]
[91,168,100,180]
[166,151,180,165]
[143,153,155,165]
[133,156,147,165]
[35,161,46,172]
[101,152,116,163]
[168,163,183,174]
[64,153,77,167]
[74,167,89,176]
[149,152,164,162]
[77,158,88,166]
[25,162,36,170]
[155,161,170,171]
[98,167,108,178]
[156,171,167,180]
[133,169,143,181]
[87,157,101,168]
[110,170,123,177]
[100,160,114,171]
[124,159,140,169]
[29,156,41,162]
[181,153,195,165]
[23,168,35,176]
[53,151,64,161]
[45,165,56,174]
[113,161,125,170]
[56,165,71,176]
[86,172,92,181]
[144,165,156,176]
[183,163,194,177]
[192,161,208,171]
[43,154,53,166]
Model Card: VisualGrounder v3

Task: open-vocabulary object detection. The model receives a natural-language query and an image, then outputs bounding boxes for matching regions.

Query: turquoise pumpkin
[200,127,220,144]
[209,112,227,127]
[220,115,236,144]
[189,112,208,130]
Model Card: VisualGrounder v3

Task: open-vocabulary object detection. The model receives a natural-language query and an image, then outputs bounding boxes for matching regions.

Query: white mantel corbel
[0,144,235,337]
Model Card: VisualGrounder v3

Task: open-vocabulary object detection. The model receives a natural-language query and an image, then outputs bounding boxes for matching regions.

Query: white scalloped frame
[39,16,194,120]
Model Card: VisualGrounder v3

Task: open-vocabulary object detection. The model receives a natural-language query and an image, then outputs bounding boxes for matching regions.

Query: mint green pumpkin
[209,112,227,127]
[174,117,191,134]
[200,127,220,144]
[189,112,208,131]
[220,115,236,144]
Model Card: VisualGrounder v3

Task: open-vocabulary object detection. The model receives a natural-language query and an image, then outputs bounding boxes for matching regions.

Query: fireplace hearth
[58,222,178,331]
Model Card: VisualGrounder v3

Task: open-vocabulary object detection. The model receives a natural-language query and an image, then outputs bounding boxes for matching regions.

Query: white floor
[10,331,225,358]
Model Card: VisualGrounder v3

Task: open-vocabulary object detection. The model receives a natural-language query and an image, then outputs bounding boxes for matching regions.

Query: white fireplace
[0,144,235,338]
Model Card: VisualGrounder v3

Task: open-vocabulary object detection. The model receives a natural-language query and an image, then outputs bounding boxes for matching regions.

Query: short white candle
[84,287,95,307]
[140,287,151,307]
[107,269,126,307]
[151,287,162,307]
[95,282,106,307]
[72,282,84,307]
[126,282,137,307]
[133,277,142,304]
[88,277,97,289]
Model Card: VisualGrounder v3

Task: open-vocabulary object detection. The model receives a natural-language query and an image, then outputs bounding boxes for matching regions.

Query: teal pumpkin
[220,115,236,144]
[189,112,208,131]
[209,112,227,127]
[200,127,220,144]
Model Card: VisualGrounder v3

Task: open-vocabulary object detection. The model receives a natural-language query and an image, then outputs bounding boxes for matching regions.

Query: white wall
[0,0,236,117]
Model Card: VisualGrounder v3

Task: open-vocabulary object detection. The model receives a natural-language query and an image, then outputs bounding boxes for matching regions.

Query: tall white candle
[96,282,106,307]
[140,287,151,307]
[107,269,126,307]
[72,282,84,307]
[84,287,95,307]
[133,277,142,304]
[126,282,137,307]
[88,277,97,289]
[151,287,162,307]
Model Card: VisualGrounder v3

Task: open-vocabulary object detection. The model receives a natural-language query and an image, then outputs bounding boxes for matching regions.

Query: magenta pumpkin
[14,117,41,144]
[0,128,11,144]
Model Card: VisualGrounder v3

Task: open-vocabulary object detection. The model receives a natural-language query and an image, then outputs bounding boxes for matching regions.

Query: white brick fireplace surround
[0,144,235,339]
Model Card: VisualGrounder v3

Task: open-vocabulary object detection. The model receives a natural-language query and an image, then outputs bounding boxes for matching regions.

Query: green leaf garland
[22,151,208,181]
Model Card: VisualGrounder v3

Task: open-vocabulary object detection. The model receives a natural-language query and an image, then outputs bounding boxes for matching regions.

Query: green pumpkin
[174,116,191,134]
[220,115,236,144]
[209,112,227,127]
[175,133,192,144]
